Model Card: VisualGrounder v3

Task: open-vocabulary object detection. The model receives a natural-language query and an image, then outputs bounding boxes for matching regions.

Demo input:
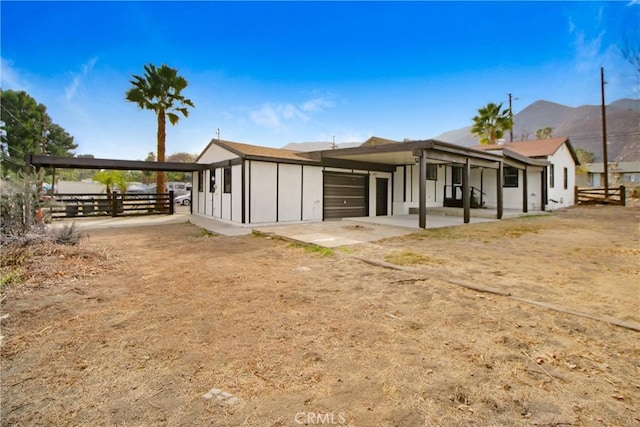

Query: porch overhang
[314,139,503,169]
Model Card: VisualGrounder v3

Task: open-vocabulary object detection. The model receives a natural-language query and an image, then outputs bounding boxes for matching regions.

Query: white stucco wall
[278,164,303,222]
[198,143,239,163]
[393,163,445,214]
[249,161,277,223]
[478,166,544,211]
[302,166,323,221]
[194,143,241,221]
[231,165,242,222]
[526,168,544,211]
[546,144,576,209]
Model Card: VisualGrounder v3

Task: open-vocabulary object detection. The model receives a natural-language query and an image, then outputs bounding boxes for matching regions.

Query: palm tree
[535,127,554,139]
[93,170,128,214]
[125,63,194,202]
[471,102,513,145]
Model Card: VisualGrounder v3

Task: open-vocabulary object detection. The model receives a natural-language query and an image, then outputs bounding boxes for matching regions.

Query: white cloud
[64,57,98,102]
[249,96,335,131]
[0,57,30,91]
[300,97,335,112]
[573,30,605,72]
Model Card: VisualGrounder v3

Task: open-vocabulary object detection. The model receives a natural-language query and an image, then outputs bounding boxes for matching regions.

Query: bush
[51,223,81,245]
[1,172,42,238]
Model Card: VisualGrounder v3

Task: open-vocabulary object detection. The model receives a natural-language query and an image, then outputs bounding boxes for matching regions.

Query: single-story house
[578,161,640,188]
[476,137,579,210]
[192,137,563,229]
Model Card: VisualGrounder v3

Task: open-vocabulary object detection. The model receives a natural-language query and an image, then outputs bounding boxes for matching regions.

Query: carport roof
[26,154,206,172]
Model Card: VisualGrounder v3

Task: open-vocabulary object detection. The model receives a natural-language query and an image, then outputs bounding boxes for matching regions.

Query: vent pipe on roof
[216,128,220,141]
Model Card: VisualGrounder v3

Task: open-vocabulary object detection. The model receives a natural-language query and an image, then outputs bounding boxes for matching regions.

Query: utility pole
[508,93,517,142]
[600,67,609,199]
[332,135,336,149]
[39,116,50,190]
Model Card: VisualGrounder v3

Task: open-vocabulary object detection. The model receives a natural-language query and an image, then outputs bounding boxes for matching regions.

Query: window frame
[209,168,216,193]
[503,166,519,188]
[198,171,203,193]
[223,167,232,194]
[426,163,437,181]
[563,167,568,190]
[549,164,555,188]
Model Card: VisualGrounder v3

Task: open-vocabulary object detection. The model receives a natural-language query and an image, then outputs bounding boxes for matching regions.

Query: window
[503,166,519,188]
[223,167,232,193]
[198,171,203,192]
[426,163,437,181]
[209,168,216,192]
[452,166,462,185]
[563,167,568,190]
[549,164,555,188]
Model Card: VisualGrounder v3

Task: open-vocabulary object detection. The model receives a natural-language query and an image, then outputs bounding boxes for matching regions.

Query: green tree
[471,102,513,145]
[125,64,194,198]
[140,152,156,185]
[535,127,554,139]
[166,152,196,182]
[0,89,77,176]
[575,147,596,175]
[93,170,127,195]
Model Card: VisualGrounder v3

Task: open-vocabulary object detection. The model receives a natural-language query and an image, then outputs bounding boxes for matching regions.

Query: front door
[376,178,388,216]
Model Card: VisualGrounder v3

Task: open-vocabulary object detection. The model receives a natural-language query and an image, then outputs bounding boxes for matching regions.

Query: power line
[0,102,47,142]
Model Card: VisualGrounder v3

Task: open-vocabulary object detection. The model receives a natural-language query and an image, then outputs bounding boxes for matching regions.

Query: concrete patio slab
[52,212,252,237]
[254,220,418,248]
[187,214,252,236]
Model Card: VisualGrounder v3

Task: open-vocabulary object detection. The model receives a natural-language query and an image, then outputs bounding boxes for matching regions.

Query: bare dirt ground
[1,205,639,426]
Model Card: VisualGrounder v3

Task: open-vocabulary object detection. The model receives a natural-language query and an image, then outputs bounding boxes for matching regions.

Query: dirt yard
[1,205,639,426]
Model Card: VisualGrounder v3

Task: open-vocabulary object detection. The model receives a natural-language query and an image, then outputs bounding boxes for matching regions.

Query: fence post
[169,191,174,215]
[110,193,116,217]
[574,185,579,205]
[619,185,626,206]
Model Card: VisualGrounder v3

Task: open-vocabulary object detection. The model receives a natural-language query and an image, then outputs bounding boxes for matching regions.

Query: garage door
[323,172,368,219]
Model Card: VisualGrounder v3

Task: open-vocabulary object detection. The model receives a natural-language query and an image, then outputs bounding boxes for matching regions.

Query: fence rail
[46,192,174,219]
[575,186,626,206]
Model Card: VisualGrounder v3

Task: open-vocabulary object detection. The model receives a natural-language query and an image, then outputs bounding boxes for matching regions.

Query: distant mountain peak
[433,98,639,162]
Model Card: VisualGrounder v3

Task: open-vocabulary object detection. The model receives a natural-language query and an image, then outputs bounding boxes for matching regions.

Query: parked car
[174,194,191,206]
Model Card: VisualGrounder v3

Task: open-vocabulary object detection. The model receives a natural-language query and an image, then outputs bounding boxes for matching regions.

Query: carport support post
[522,166,528,213]
[418,149,427,229]
[541,167,547,211]
[496,162,503,219]
[462,158,470,224]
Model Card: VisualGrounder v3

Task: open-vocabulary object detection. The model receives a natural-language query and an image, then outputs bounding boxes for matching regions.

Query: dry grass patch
[384,250,445,266]
[409,216,545,242]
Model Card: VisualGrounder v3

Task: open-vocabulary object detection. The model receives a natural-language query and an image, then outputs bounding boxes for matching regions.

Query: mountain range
[434,98,639,162]
[283,98,639,162]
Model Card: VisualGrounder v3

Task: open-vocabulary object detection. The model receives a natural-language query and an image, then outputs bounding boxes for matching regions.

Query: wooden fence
[46,192,174,219]
[575,186,626,206]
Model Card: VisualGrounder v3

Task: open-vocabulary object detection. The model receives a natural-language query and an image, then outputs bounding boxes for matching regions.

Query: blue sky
[1,1,638,160]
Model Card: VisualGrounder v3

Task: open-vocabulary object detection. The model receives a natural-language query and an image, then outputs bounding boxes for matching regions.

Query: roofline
[563,137,581,166]
[198,139,320,165]
[315,139,503,162]
[502,148,549,167]
[27,154,206,172]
